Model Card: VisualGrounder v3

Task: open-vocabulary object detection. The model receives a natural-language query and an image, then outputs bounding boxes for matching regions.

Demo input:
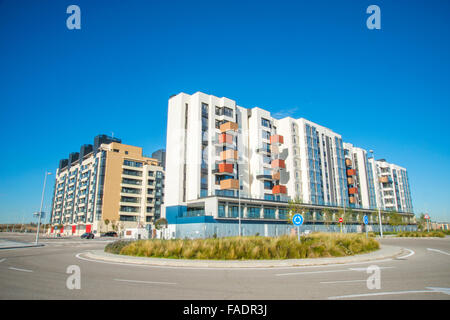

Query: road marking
[321,280,366,284]
[276,266,394,276]
[0,258,5,263]
[114,278,176,285]
[328,290,437,299]
[8,267,33,273]
[396,248,415,259]
[427,248,450,256]
[426,287,450,295]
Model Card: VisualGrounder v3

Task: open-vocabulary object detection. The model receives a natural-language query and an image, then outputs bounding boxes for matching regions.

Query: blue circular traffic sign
[363,215,369,225]
[292,214,304,226]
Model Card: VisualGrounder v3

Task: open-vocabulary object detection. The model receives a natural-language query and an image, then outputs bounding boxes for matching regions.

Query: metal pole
[297,225,300,242]
[378,207,383,238]
[35,171,51,245]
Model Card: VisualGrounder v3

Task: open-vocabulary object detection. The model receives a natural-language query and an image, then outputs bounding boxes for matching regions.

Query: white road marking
[114,278,176,285]
[427,248,450,256]
[396,248,415,259]
[8,267,33,273]
[426,287,450,295]
[328,290,437,299]
[0,258,6,263]
[277,266,394,276]
[321,280,366,284]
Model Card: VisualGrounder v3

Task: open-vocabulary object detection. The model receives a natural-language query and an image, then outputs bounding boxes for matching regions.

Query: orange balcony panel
[270,134,284,145]
[218,133,233,144]
[345,159,352,167]
[272,185,287,194]
[347,177,354,185]
[270,144,279,154]
[348,187,358,195]
[220,121,238,133]
[379,176,389,183]
[271,159,286,169]
[272,171,280,180]
[218,163,233,173]
[347,169,356,176]
[220,179,239,190]
[220,149,238,161]
[349,196,356,204]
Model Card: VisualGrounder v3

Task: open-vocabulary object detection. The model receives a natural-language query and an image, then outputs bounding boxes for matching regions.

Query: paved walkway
[81,244,404,268]
[0,239,44,250]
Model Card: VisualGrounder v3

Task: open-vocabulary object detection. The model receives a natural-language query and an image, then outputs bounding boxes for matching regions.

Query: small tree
[286,198,308,225]
[111,220,117,231]
[322,208,333,232]
[416,213,426,231]
[104,219,110,232]
[388,211,402,232]
[155,218,168,239]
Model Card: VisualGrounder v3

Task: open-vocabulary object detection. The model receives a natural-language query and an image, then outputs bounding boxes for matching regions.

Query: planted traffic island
[104,233,379,260]
[396,231,446,238]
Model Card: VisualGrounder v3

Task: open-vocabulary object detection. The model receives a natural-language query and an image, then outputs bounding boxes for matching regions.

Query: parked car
[81,232,95,239]
[101,231,118,237]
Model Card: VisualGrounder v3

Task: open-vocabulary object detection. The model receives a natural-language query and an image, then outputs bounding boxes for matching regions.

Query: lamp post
[238,173,243,237]
[370,150,383,238]
[35,171,52,245]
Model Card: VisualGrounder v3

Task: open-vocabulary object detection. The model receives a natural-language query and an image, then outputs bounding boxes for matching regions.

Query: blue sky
[0,0,449,223]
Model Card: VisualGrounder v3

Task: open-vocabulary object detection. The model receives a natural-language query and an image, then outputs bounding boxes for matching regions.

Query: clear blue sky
[1,0,449,224]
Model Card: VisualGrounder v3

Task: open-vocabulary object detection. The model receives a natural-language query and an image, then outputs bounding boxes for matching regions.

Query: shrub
[397,231,445,238]
[104,240,133,254]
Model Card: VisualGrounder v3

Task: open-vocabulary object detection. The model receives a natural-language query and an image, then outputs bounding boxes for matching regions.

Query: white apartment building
[163,92,415,238]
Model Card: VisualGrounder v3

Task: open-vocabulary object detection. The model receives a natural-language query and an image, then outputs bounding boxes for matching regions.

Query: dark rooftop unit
[151,149,166,169]
[58,134,122,172]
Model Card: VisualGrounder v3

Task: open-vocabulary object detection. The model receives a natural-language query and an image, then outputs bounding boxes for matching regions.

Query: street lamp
[238,173,243,237]
[369,150,383,238]
[35,171,52,245]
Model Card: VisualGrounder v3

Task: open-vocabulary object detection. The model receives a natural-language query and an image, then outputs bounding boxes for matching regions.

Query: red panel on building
[72,225,76,234]
[218,133,233,144]
[271,159,286,169]
[272,185,287,194]
[86,225,92,233]
[218,163,233,173]
[51,227,54,233]
[270,134,284,145]
[60,226,64,233]
[346,169,356,176]
[348,187,358,194]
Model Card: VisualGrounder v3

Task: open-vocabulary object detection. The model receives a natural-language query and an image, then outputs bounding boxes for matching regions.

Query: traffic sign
[293,214,304,226]
[424,214,430,219]
[338,217,343,223]
[363,215,369,225]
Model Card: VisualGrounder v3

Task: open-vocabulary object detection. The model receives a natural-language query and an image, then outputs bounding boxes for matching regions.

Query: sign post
[292,214,304,242]
[424,214,430,232]
[339,217,343,233]
[363,215,369,238]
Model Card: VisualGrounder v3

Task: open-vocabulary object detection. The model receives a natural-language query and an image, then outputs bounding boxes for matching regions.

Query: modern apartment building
[163,92,415,238]
[369,158,413,213]
[50,135,164,235]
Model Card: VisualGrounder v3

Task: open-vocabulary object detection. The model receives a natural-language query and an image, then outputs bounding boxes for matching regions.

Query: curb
[80,244,404,268]
[0,244,45,250]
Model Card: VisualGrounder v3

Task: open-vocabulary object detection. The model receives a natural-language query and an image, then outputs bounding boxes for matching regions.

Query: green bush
[108,233,380,260]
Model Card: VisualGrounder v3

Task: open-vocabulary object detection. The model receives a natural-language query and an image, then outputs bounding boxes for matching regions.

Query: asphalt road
[0,232,449,300]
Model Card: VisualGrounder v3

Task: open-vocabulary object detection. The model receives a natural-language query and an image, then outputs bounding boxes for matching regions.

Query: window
[261,118,271,128]
[223,107,233,117]
[122,178,141,185]
[264,208,275,219]
[123,160,143,168]
[202,103,209,116]
[264,181,273,190]
[248,207,261,218]
[119,215,137,221]
[215,106,221,116]
[262,130,271,140]
[218,205,226,217]
[228,206,239,218]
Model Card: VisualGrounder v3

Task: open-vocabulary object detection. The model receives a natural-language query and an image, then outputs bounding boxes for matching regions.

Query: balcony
[213,163,234,175]
[349,196,356,204]
[348,187,358,195]
[272,171,280,180]
[220,121,238,134]
[270,145,279,154]
[270,134,284,145]
[379,176,390,183]
[220,149,238,162]
[256,147,271,155]
[220,179,239,190]
[272,185,287,194]
[347,177,354,185]
[346,169,356,176]
[345,159,352,167]
[256,173,272,180]
[271,159,286,170]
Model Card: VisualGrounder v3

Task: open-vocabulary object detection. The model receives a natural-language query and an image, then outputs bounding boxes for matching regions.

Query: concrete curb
[81,244,404,268]
[0,244,45,250]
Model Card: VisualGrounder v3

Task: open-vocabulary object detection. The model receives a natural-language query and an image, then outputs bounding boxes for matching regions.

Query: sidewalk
[0,239,45,250]
[81,244,404,268]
